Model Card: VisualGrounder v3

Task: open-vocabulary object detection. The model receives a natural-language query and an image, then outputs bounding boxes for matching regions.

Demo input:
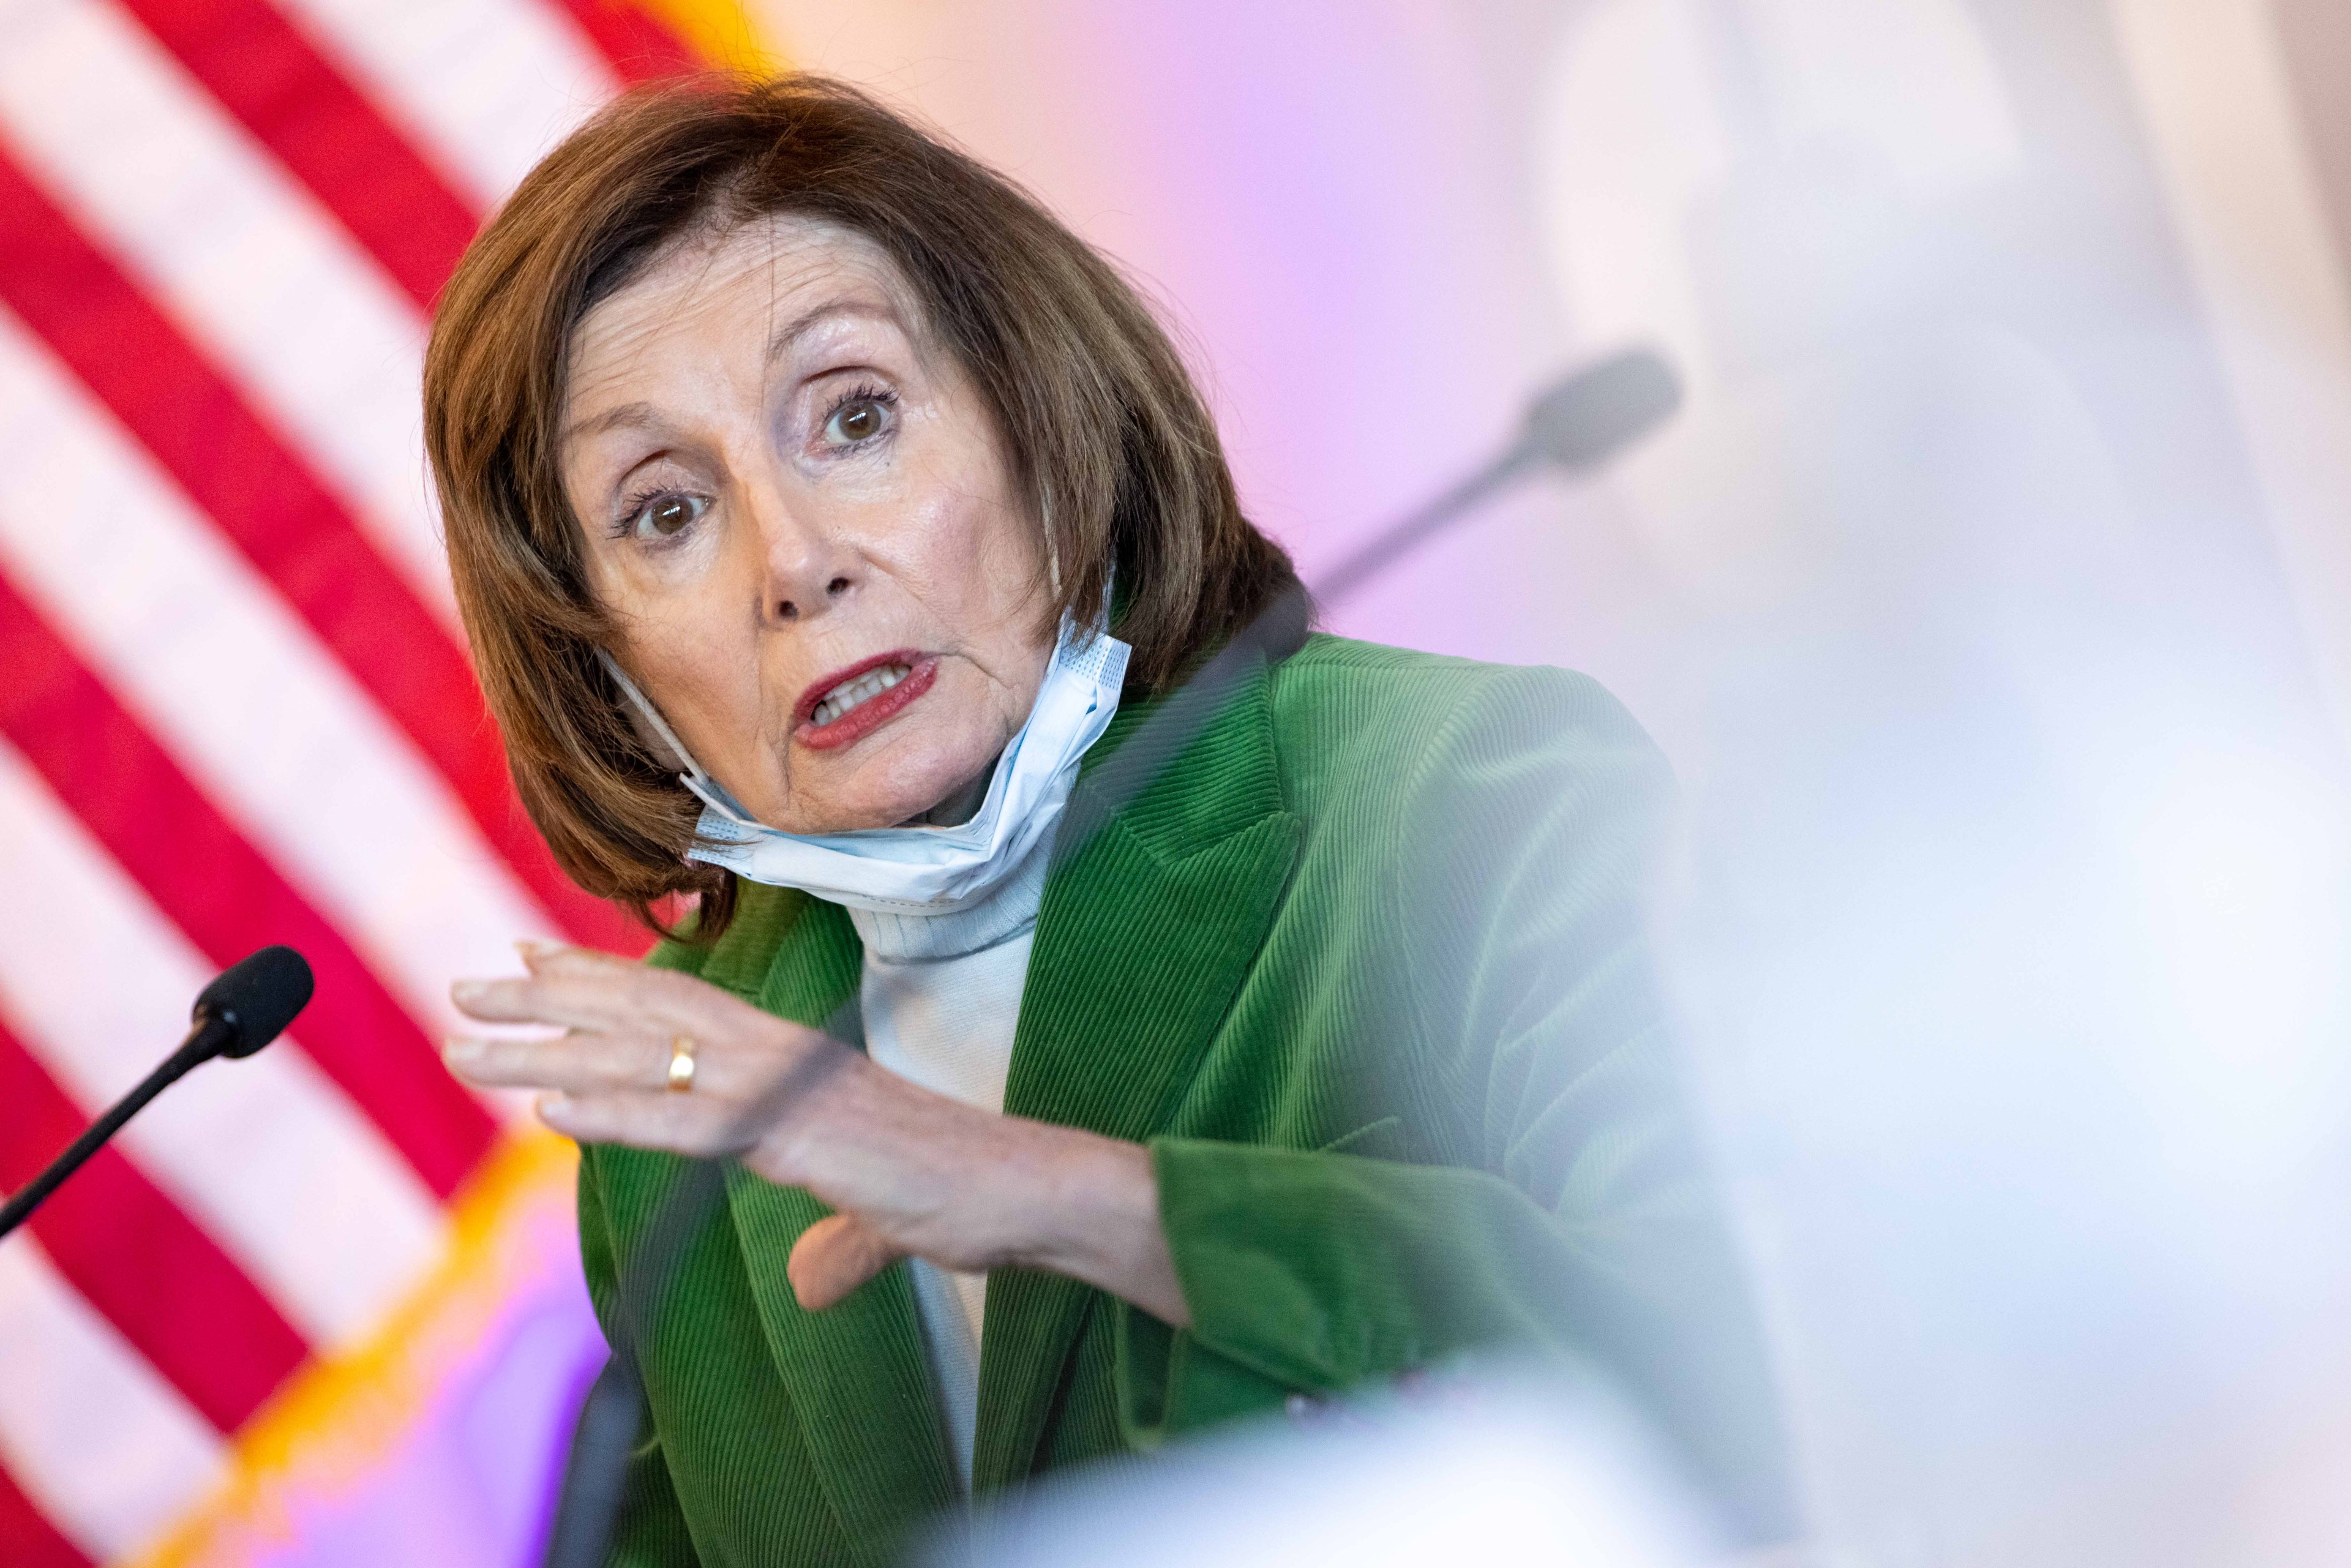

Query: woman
[430,75,1788,1565]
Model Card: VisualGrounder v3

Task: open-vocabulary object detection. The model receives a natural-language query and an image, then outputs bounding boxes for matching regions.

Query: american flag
[0,2,748,1560]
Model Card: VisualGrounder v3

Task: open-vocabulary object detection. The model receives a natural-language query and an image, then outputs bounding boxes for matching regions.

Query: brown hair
[425,74,1298,939]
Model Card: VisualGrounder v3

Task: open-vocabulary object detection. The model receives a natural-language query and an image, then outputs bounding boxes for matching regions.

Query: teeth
[811,663,910,727]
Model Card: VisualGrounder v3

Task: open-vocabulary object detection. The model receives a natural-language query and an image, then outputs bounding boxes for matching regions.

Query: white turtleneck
[844,828,1051,1491]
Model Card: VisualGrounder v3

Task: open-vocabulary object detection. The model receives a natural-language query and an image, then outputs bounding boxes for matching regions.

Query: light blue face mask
[601,611,1130,915]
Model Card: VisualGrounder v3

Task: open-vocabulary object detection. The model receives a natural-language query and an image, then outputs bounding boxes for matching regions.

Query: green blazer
[577,635,1789,1564]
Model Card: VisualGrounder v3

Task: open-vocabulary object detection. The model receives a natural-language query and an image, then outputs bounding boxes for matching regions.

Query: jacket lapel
[971,649,1303,1493]
[718,889,958,1542]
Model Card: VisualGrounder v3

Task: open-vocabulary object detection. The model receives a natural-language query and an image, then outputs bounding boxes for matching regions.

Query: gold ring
[666,1033,699,1093]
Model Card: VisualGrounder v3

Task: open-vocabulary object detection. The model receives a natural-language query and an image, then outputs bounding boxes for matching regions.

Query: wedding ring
[666,1033,699,1093]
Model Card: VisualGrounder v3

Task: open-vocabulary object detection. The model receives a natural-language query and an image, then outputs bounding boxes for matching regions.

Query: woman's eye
[626,493,705,539]
[824,396,890,446]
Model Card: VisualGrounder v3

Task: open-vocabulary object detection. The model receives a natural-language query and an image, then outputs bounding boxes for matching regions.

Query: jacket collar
[722,643,1301,1519]
[972,645,1302,1491]
[720,888,959,1545]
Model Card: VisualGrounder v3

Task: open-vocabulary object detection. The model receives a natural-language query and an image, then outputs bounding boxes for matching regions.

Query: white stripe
[0,0,456,626]
[2110,0,2351,737]
[0,1240,227,1561]
[276,0,620,209]
[0,743,447,1349]
[0,306,553,1074]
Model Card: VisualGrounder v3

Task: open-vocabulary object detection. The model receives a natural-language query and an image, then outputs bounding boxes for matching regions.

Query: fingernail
[535,1092,573,1127]
[443,1035,484,1065]
[516,939,570,962]
[450,979,486,1003]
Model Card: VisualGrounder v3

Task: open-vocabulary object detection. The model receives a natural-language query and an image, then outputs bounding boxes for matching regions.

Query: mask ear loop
[1044,489,1100,662]
[1037,492,1118,650]
[596,648,759,824]
[1041,486,1063,598]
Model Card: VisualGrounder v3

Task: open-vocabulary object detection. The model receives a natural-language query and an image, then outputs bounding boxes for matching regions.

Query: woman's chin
[763,754,997,835]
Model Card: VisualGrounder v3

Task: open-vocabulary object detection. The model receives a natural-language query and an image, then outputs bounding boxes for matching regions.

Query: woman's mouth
[794,650,938,751]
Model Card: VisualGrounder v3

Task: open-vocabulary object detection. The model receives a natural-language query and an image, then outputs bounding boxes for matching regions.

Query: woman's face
[562,216,1052,834]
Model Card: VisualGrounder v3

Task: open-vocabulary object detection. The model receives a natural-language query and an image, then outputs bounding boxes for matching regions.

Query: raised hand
[444,942,1187,1321]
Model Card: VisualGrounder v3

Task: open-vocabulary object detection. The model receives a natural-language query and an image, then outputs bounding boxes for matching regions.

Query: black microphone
[1312,347,1683,606]
[0,945,314,1241]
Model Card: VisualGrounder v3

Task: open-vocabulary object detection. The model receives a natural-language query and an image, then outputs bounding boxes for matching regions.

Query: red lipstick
[793,650,937,751]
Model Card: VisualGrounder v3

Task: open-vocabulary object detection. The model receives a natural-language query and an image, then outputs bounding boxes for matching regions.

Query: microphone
[0,945,313,1240]
[1312,347,1683,606]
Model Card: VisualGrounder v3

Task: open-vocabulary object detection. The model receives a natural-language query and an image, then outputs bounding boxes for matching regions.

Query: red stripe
[0,1463,88,1568]
[113,0,478,311]
[551,0,704,82]
[0,154,645,958]
[0,1021,309,1433]
[0,577,498,1200]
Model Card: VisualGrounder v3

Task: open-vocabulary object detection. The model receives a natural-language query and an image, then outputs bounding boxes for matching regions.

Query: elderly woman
[431,76,1786,1566]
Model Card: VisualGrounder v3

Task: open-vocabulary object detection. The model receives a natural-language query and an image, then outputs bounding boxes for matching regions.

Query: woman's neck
[850,810,1054,959]
[909,758,996,828]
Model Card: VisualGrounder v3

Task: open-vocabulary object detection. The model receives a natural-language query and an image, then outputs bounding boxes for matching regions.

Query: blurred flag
[0,3,762,1562]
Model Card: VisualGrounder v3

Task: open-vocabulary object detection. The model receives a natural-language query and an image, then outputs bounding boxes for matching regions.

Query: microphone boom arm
[0,1019,228,1240]
[0,945,313,1241]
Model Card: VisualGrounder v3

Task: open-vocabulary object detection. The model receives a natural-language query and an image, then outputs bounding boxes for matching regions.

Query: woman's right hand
[446,942,1191,1322]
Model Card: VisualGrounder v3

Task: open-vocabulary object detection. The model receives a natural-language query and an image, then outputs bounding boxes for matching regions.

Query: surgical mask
[599,611,1129,915]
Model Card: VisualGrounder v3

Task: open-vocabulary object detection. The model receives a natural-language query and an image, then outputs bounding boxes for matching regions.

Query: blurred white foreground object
[931,1368,1721,1567]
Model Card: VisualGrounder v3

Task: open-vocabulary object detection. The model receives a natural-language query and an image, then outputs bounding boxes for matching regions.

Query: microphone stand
[1310,445,1539,608]
[0,945,311,1240]
[0,1020,231,1240]
[1314,347,1681,608]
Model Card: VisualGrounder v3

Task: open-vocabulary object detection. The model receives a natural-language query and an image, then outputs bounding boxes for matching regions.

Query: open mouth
[812,662,911,727]
[794,650,938,751]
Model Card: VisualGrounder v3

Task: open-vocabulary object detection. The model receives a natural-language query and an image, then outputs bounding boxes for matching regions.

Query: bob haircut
[424,74,1299,939]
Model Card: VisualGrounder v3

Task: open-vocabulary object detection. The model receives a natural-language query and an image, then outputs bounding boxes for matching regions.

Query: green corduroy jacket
[577,634,1789,1565]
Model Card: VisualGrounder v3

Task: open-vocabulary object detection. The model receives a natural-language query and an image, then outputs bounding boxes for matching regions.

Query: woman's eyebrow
[764,298,895,364]
[559,298,899,443]
[563,401,667,443]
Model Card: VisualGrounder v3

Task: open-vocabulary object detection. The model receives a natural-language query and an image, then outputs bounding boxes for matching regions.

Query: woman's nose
[748,497,861,625]
[768,568,855,623]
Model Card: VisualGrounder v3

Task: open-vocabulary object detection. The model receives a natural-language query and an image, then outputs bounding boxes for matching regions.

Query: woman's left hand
[444,942,1189,1322]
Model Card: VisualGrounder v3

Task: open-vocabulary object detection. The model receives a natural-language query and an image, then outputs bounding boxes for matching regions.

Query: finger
[534,1089,758,1158]
[449,1024,850,1103]
[448,959,703,1030]
[516,939,637,980]
[447,974,628,1030]
[454,954,768,1038]
[443,1032,670,1094]
[787,1214,901,1311]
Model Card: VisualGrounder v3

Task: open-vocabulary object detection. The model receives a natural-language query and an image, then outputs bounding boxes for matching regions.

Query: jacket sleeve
[1131,667,1794,1543]
[576,1148,704,1568]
